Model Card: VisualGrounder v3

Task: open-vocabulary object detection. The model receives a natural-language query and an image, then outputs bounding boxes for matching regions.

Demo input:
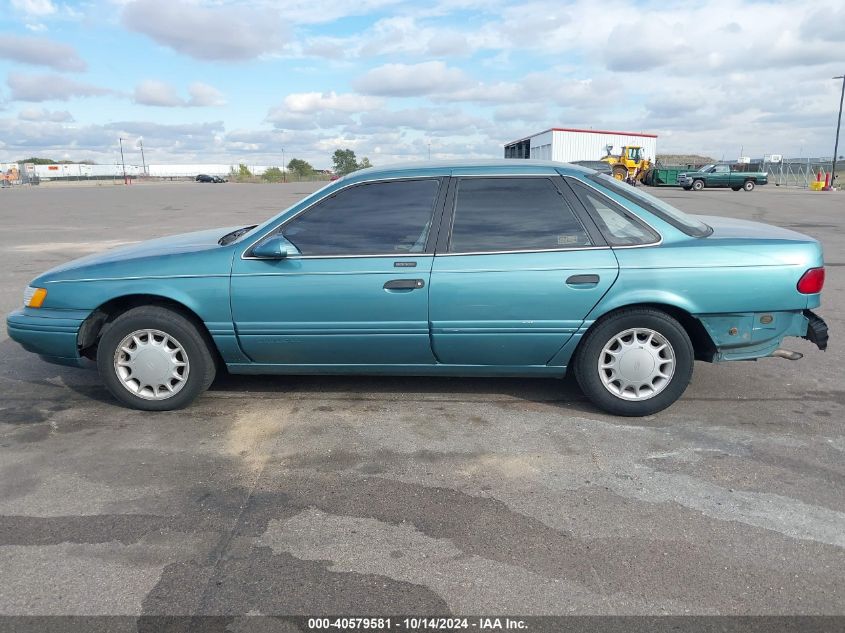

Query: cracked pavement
[0,182,843,617]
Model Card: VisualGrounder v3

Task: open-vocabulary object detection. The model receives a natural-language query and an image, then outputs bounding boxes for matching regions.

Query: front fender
[42,276,248,363]
[42,276,231,328]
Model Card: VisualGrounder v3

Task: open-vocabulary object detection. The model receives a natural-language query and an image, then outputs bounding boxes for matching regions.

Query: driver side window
[281,179,441,256]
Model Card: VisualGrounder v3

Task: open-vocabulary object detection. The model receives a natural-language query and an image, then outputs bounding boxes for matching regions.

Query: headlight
[23,286,47,308]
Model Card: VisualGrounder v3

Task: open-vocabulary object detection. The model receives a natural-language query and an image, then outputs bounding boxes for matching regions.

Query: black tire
[731,186,741,191]
[743,180,755,191]
[612,166,628,181]
[96,306,216,411]
[573,308,694,416]
[691,179,705,191]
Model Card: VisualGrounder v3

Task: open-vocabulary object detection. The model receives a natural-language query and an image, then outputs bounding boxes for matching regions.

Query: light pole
[118,137,127,184]
[831,75,844,191]
[281,146,286,182]
[139,138,147,177]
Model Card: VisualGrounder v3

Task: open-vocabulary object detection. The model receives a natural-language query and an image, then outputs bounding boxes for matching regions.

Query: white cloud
[133,80,226,107]
[7,72,113,102]
[356,106,490,134]
[133,79,183,107]
[283,91,382,113]
[18,107,73,122]
[122,0,284,61]
[0,34,86,72]
[187,82,226,107]
[266,91,383,129]
[3,0,844,163]
[10,0,56,17]
[353,61,468,97]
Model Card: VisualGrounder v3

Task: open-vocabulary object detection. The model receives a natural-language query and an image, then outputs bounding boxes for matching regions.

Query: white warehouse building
[504,127,658,163]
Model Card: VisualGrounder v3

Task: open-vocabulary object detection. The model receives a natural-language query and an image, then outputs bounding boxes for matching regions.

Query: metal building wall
[30,163,278,179]
[33,164,143,178]
[528,130,554,160]
[551,130,657,163]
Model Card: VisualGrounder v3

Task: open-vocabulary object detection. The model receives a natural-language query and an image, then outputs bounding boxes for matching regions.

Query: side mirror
[251,234,297,259]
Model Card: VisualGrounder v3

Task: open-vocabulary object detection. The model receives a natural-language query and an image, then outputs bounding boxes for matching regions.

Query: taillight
[797,267,825,294]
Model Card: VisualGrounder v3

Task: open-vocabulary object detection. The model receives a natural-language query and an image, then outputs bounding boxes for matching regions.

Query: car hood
[697,215,818,243]
[33,226,242,283]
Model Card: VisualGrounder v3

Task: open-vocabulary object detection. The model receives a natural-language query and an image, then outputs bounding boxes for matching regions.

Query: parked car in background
[196,174,226,183]
[7,160,826,416]
[679,163,768,191]
[570,160,613,175]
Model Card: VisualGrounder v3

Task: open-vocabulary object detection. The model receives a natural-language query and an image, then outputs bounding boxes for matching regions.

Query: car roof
[339,159,594,183]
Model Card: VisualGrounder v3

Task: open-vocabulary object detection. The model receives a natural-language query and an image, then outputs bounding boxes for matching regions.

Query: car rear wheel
[97,306,216,411]
[743,180,755,191]
[692,179,705,191]
[573,309,694,416]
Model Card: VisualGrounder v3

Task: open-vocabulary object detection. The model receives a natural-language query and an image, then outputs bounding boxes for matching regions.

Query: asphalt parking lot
[0,180,843,618]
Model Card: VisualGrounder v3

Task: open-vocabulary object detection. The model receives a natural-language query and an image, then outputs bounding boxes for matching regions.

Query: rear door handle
[566,274,600,286]
[384,279,425,290]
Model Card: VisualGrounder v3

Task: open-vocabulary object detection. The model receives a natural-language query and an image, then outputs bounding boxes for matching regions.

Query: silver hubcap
[598,327,675,401]
[113,329,190,400]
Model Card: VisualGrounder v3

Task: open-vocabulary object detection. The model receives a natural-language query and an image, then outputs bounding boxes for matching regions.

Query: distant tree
[358,157,372,169]
[17,157,57,165]
[237,163,252,178]
[16,157,95,165]
[287,158,313,177]
[262,167,284,182]
[332,149,358,175]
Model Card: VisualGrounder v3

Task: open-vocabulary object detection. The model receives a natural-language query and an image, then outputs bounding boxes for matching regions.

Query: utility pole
[139,139,147,176]
[282,146,286,182]
[831,75,844,191]
[118,137,128,184]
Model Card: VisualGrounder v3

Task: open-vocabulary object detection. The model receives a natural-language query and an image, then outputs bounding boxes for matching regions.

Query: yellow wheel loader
[600,145,652,182]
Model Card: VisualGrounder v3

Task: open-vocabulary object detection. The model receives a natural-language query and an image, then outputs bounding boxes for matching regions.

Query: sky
[0,0,844,169]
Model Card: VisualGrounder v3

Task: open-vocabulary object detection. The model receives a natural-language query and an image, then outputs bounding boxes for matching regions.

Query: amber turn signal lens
[25,287,48,308]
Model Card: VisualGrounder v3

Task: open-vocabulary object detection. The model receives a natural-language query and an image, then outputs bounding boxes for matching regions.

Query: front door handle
[384,279,425,290]
[566,274,600,286]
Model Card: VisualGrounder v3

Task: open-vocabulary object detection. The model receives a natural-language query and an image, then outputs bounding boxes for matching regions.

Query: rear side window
[569,181,660,246]
[587,173,712,237]
[449,177,592,253]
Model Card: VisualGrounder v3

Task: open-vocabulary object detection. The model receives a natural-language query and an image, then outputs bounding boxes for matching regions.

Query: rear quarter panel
[593,237,822,318]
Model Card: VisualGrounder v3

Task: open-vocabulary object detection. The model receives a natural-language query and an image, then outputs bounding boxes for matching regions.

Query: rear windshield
[588,174,712,238]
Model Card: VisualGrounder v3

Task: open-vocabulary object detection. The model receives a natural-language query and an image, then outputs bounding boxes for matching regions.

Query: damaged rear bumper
[803,309,828,351]
[698,309,828,362]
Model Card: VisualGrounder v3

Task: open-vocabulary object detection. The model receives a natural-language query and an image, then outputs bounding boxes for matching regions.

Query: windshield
[698,164,715,172]
[588,173,712,238]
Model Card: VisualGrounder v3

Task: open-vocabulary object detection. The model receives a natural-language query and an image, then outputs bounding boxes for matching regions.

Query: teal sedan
[6,160,828,416]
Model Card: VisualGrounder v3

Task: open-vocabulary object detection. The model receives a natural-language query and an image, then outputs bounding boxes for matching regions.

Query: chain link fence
[764,159,839,188]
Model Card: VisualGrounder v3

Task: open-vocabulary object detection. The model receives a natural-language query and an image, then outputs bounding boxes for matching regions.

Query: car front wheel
[573,309,694,416]
[691,179,705,191]
[96,306,216,411]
